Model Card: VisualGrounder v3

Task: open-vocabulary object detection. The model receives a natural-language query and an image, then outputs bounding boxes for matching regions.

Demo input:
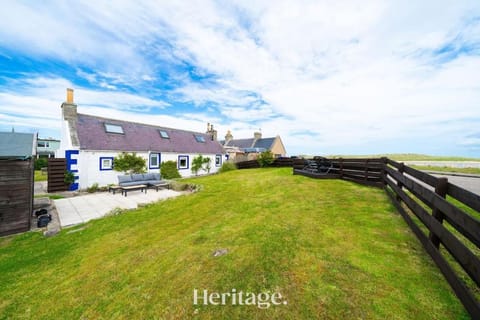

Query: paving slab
[54,189,182,227]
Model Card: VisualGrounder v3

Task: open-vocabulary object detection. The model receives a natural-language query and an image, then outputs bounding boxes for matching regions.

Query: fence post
[364,159,369,181]
[429,177,449,249]
[339,158,344,178]
[381,157,387,188]
[396,162,405,202]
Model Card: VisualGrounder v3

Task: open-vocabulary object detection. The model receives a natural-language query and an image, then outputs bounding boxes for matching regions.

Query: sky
[0,1,479,157]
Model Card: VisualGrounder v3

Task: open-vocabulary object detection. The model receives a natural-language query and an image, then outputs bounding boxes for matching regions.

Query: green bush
[34,157,48,170]
[64,170,75,185]
[257,150,274,167]
[161,161,181,179]
[113,152,146,174]
[87,183,99,193]
[218,161,237,173]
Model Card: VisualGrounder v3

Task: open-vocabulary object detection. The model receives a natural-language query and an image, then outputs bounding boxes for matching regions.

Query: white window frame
[149,153,160,169]
[100,157,114,171]
[178,155,189,170]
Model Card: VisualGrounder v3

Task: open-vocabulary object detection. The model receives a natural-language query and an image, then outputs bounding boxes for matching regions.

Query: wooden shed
[0,132,36,237]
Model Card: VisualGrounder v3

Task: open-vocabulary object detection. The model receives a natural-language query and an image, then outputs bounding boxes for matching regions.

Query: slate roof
[76,114,224,154]
[224,138,255,148]
[254,137,276,149]
[0,132,36,159]
[222,137,276,150]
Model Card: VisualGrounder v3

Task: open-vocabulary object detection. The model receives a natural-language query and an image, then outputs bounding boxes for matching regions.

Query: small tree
[191,155,212,176]
[160,161,181,179]
[257,150,274,167]
[113,152,146,174]
[35,157,48,170]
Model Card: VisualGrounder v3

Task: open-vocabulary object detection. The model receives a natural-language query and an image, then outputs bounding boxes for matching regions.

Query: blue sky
[0,1,479,157]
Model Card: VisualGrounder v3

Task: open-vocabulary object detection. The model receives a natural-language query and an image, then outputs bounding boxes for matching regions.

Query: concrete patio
[54,189,182,227]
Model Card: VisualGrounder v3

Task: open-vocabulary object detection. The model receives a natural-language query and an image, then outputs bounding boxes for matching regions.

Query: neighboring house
[0,132,36,236]
[58,89,225,190]
[221,130,287,162]
[36,137,60,158]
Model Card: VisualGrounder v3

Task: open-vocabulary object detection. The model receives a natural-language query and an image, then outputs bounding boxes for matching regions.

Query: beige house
[220,130,287,162]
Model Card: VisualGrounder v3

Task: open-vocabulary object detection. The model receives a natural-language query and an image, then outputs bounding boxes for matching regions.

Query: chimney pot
[66,88,74,104]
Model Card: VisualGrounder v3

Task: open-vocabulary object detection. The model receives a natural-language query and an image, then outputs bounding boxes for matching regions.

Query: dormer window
[159,130,170,139]
[194,134,205,143]
[104,123,124,134]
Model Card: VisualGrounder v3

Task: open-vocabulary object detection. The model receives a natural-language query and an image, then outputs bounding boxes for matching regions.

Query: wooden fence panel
[385,162,480,317]
[385,166,480,248]
[448,183,480,213]
[0,159,33,236]
[385,178,480,287]
[47,158,68,193]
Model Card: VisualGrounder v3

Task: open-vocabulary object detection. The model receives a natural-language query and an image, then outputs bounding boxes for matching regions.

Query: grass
[0,168,468,319]
[411,165,480,175]
[34,194,65,200]
[34,170,47,182]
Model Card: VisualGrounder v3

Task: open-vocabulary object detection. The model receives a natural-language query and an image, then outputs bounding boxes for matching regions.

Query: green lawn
[34,170,48,182]
[0,168,467,319]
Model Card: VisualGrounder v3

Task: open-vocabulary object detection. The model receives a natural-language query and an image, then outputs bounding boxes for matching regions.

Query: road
[429,173,480,195]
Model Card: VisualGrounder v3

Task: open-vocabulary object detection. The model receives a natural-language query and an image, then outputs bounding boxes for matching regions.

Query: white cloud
[1,1,480,156]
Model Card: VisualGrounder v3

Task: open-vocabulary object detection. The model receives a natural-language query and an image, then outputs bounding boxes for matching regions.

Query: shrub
[34,157,48,170]
[170,181,200,192]
[218,161,237,173]
[87,183,99,193]
[191,155,211,175]
[257,150,274,167]
[161,161,181,179]
[64,170,75,185]
[113,152,146,174]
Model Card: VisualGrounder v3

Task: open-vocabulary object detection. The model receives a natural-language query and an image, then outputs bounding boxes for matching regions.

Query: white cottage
[58,89,225,190]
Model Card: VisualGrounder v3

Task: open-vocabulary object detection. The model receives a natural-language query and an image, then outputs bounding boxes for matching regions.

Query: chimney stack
[61,88,77,121]
[206,123,218,141]
[254,130,262,140]
[225,130,233,143]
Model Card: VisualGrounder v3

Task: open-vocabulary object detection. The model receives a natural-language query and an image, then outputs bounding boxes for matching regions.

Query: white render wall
[76,151,224,189]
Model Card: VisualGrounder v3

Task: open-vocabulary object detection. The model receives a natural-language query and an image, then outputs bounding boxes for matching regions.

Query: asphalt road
[431,173,480,195]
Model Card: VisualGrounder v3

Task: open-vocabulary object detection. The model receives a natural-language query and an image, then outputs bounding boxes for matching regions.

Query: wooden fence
[289,157,480,318]
[384,158,480,318]
[47,158,68,193]
[293,158,385,187]
[235,157,295,169]
[0,159,33,236]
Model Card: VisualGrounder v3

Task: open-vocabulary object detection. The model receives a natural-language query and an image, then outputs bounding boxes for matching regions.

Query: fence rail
[235,157,480,317]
